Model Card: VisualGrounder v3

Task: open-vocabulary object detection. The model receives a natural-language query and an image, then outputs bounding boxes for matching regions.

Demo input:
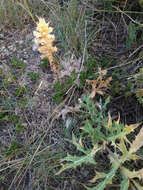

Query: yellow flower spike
[33,17,58,77]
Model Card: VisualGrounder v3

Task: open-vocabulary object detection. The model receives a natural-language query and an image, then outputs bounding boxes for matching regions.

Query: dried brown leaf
[124,123,141,134]
[57,104,81,120]
[129,126,143,153]
[107,112,112,128]
[86,68,112,98]
[122,166,143,180]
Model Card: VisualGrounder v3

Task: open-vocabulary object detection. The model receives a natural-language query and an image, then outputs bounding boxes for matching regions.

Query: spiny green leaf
[118,138,128,156]
[85,166,118,190]
[89,172,107,183]
[108,122,140,145]
[108,132,127,143]
[72,133,86,154]
[56,152,96,175]
[80,120,94,136]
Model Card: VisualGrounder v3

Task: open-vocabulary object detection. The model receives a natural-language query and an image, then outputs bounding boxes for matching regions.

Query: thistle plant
[57,96,143,190]
[33,17,58,76]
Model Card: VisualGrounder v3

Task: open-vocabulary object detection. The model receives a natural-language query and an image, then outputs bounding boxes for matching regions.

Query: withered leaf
[86,68,112,98]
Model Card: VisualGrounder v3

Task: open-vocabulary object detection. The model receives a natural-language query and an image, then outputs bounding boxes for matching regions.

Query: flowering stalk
[33,17,58,76]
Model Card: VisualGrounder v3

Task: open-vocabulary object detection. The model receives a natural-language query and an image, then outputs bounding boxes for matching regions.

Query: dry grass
[0,0,143,189]
[0,0,47,29]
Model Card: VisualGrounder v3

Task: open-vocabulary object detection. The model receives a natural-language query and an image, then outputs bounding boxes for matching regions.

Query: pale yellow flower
[33,17,58,76]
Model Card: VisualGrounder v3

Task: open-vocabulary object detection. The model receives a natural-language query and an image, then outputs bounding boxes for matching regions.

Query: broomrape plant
[57,96,143,190]
[33,17,58,76]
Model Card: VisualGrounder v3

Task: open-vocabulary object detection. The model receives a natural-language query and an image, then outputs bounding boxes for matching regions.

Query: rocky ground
[0,24,64,189]
[0,24,57,136]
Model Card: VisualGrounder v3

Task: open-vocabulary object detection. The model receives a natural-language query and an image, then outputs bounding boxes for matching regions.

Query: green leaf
[85,166,118,190]
[11,58,25,70]
[118,138,128,156]
[5,141,22,156]
[89,172,107,183]
[28,72,39,81]
[57,151,96,175]
[126,22,136,49]
[15,125,24,133]
[0,112,9,122]
[16,86,27,97]
[81,120,94,136]
[72,133,86,154]
[120,176,129,190]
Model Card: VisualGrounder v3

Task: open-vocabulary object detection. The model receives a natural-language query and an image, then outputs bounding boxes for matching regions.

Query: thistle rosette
[33,17,58,76]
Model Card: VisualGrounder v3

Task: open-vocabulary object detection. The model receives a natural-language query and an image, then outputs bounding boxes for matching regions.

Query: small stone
[65,117,72,129]
[1,46,5,50]
[13,47,16,52]
[0,33,4,39]
[32,43,38,51]
[22,123,27,127]
[23,60,27,64]
[26,33,33,41]
[19,40,24,45]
